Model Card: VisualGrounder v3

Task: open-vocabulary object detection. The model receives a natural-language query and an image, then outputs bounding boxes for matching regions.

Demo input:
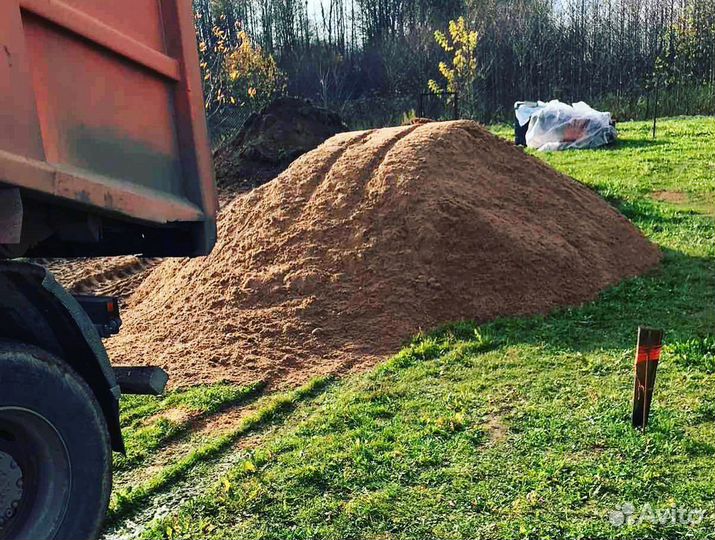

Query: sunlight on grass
[128,117,713,540]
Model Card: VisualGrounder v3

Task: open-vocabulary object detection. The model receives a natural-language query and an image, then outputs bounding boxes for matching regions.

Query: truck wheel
[0,343,111,540]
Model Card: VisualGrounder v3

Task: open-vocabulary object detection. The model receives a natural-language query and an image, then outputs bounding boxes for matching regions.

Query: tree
[428,17,479,115]
[225,30,288,110]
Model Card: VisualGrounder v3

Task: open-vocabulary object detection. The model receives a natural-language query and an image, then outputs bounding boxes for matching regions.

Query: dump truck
[0,1,217,538]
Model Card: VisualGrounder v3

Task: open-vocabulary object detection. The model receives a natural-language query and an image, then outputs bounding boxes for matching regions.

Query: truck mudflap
[0,260,124,452]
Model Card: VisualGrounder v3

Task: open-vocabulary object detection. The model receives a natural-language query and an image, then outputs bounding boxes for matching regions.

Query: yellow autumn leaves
[198,22,286,113]
[428,17,478,107]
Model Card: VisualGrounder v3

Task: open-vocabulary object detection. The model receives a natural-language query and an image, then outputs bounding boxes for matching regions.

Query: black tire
[0,342,111,540]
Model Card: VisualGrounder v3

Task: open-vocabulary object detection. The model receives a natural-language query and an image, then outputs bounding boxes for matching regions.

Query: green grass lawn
[121,117,714,540]
[492,116,715,218]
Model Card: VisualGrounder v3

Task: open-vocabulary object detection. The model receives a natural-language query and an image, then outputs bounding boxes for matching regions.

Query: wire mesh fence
[417,92,460,121]
[206,106,253,150]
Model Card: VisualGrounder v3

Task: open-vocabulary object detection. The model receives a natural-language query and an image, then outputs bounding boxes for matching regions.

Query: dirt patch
[141,407,191,428]
[485,415,508,444]
[651,190,689,204]
[196,404,261,435]
[107,121,661,389]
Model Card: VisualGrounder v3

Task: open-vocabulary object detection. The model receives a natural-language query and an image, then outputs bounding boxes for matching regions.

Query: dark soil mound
[109,121,661,388]
[214,97,347,189]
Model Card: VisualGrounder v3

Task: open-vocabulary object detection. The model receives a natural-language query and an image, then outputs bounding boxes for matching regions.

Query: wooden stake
[632,327,664,431]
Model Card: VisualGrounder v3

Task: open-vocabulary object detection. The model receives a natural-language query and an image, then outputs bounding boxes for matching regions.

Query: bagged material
[515,101,546,127]
[513,101,545,145]
[524,100,617,151]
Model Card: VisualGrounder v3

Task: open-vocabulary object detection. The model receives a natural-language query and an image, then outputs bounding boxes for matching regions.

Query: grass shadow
[105,377,334,528]
[600,138,668,151]
[115,381,267,473]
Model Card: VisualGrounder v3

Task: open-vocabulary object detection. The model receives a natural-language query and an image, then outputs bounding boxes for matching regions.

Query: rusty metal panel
[0,2,45,160]
[23,13,185,195]
[0,0,217,247]
[19,0,180,79]
[59,0,167,52]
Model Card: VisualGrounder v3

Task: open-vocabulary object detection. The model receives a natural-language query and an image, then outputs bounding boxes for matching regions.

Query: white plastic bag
[515,100,546,127]
[524,100,617,151]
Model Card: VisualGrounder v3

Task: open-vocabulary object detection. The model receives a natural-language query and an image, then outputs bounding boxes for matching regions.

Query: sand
[106,121,661,388]
[36,256,162,309]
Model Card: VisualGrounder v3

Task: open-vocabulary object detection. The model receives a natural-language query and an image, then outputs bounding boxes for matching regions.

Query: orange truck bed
[0,0,217,257]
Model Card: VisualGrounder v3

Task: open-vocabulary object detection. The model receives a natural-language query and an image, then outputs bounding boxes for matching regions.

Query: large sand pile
[108,121,661,388]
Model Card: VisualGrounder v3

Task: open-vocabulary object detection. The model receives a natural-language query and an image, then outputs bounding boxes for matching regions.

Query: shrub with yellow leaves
[225,31,287,110]
[197,17,287,122]
[428,17,479,116]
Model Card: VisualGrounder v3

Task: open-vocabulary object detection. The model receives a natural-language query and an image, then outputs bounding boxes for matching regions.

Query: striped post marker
[632,327,664,432]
